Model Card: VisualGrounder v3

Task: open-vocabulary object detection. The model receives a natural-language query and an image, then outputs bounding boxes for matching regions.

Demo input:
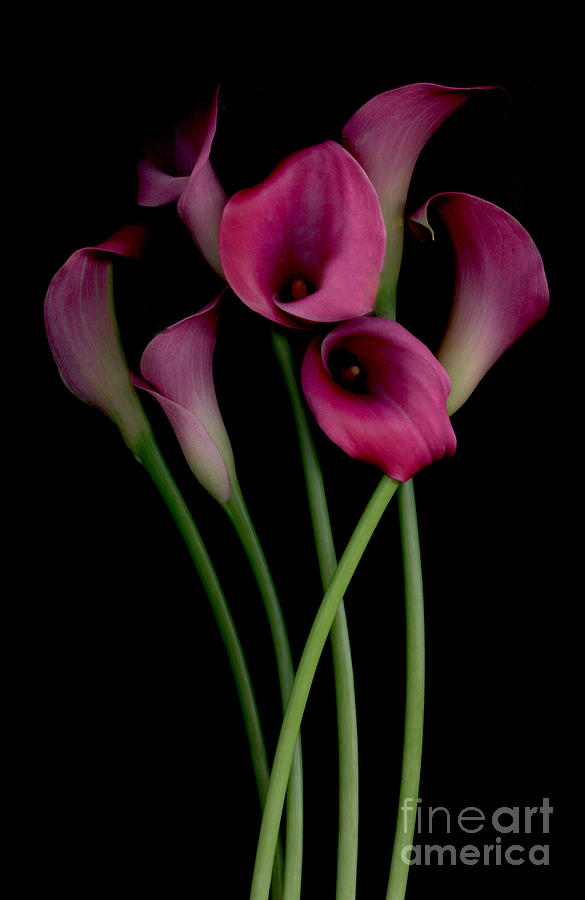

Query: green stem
[133,428,284,900]
[249,475,399,900]
[374,213,404,320]
[224,480,304,900]
[271,330,359,900]
[374,279,398,321]
[385,479,425,900]
[375,261,425,899]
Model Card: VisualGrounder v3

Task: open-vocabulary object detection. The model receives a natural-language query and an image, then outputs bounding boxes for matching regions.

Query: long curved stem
[249,475,399,900]
[134,428,284,900]
[271,329,359,900]
[224,481,304,900]
[385,479,425,900]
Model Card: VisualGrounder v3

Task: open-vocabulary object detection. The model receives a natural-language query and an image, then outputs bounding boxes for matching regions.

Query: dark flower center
[328,348,368,393]
[279,277,315,302]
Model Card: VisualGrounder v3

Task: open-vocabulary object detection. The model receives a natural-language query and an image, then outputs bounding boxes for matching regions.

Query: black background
[16,12,573,899]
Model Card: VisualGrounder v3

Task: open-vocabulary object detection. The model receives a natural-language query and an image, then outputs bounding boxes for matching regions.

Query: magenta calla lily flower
[131,296,236,504]
[219,141,386,328]
[44,225,151,452]
[301,317,456,482]
[342,83,500,307]
[409,192,549,413]
[137,87,226,276]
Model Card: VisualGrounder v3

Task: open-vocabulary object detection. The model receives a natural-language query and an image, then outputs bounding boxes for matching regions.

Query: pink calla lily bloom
[301,317,456,482]
[44,225,151,452]
[132,296,236,504]
[219,141,386,328]
[137,87,226,277]
[409,192,549,413]
[342,82,500,310]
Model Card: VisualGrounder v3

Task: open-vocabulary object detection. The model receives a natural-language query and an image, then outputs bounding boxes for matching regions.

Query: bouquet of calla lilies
[44,82,548,900]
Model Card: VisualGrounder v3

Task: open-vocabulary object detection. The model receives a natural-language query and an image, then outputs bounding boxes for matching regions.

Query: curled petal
[137,88,219,202]
[96,225,149,258]
[342,83,501,298]
[219,141,386,327]
[137,87,226,275]
[44,225,151,451]
[132,296,235,504]
[409,192,549,413]
[136,159,189,207]
[301,317,456,481]
[177,159,227,277]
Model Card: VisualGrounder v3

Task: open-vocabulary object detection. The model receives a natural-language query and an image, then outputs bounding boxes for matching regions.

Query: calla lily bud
[44,225,152,452]
[301,317,456,481]
[342,83,500,310]
[219,141,386,328]
[137,87,226,276]
[409,192,549,414]
[132,296,236,504]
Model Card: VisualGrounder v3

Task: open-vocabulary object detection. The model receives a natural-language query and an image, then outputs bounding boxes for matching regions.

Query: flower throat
[328,348,368,393]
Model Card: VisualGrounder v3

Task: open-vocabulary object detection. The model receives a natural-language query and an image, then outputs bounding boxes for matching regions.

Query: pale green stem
[385,479,425,900]
[375,256,426,900]
[249,475,399,900]
[374,279,398,321]
[133,428,284,900]
[374,215,405,320]
[271,330,359,900]
[224,480,304,900]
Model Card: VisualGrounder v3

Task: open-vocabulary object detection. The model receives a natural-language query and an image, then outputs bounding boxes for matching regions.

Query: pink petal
[218,142,386,327]
[137,88,220,203]
[96,225,150,258]
[136,160,189,206]
[177,158,227,277]
[409,192,549,413]
[44,225,151,450]
[301,317,456,481]
[132,296,235,504]
[342,83,501,301]
[137,87,226,276]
